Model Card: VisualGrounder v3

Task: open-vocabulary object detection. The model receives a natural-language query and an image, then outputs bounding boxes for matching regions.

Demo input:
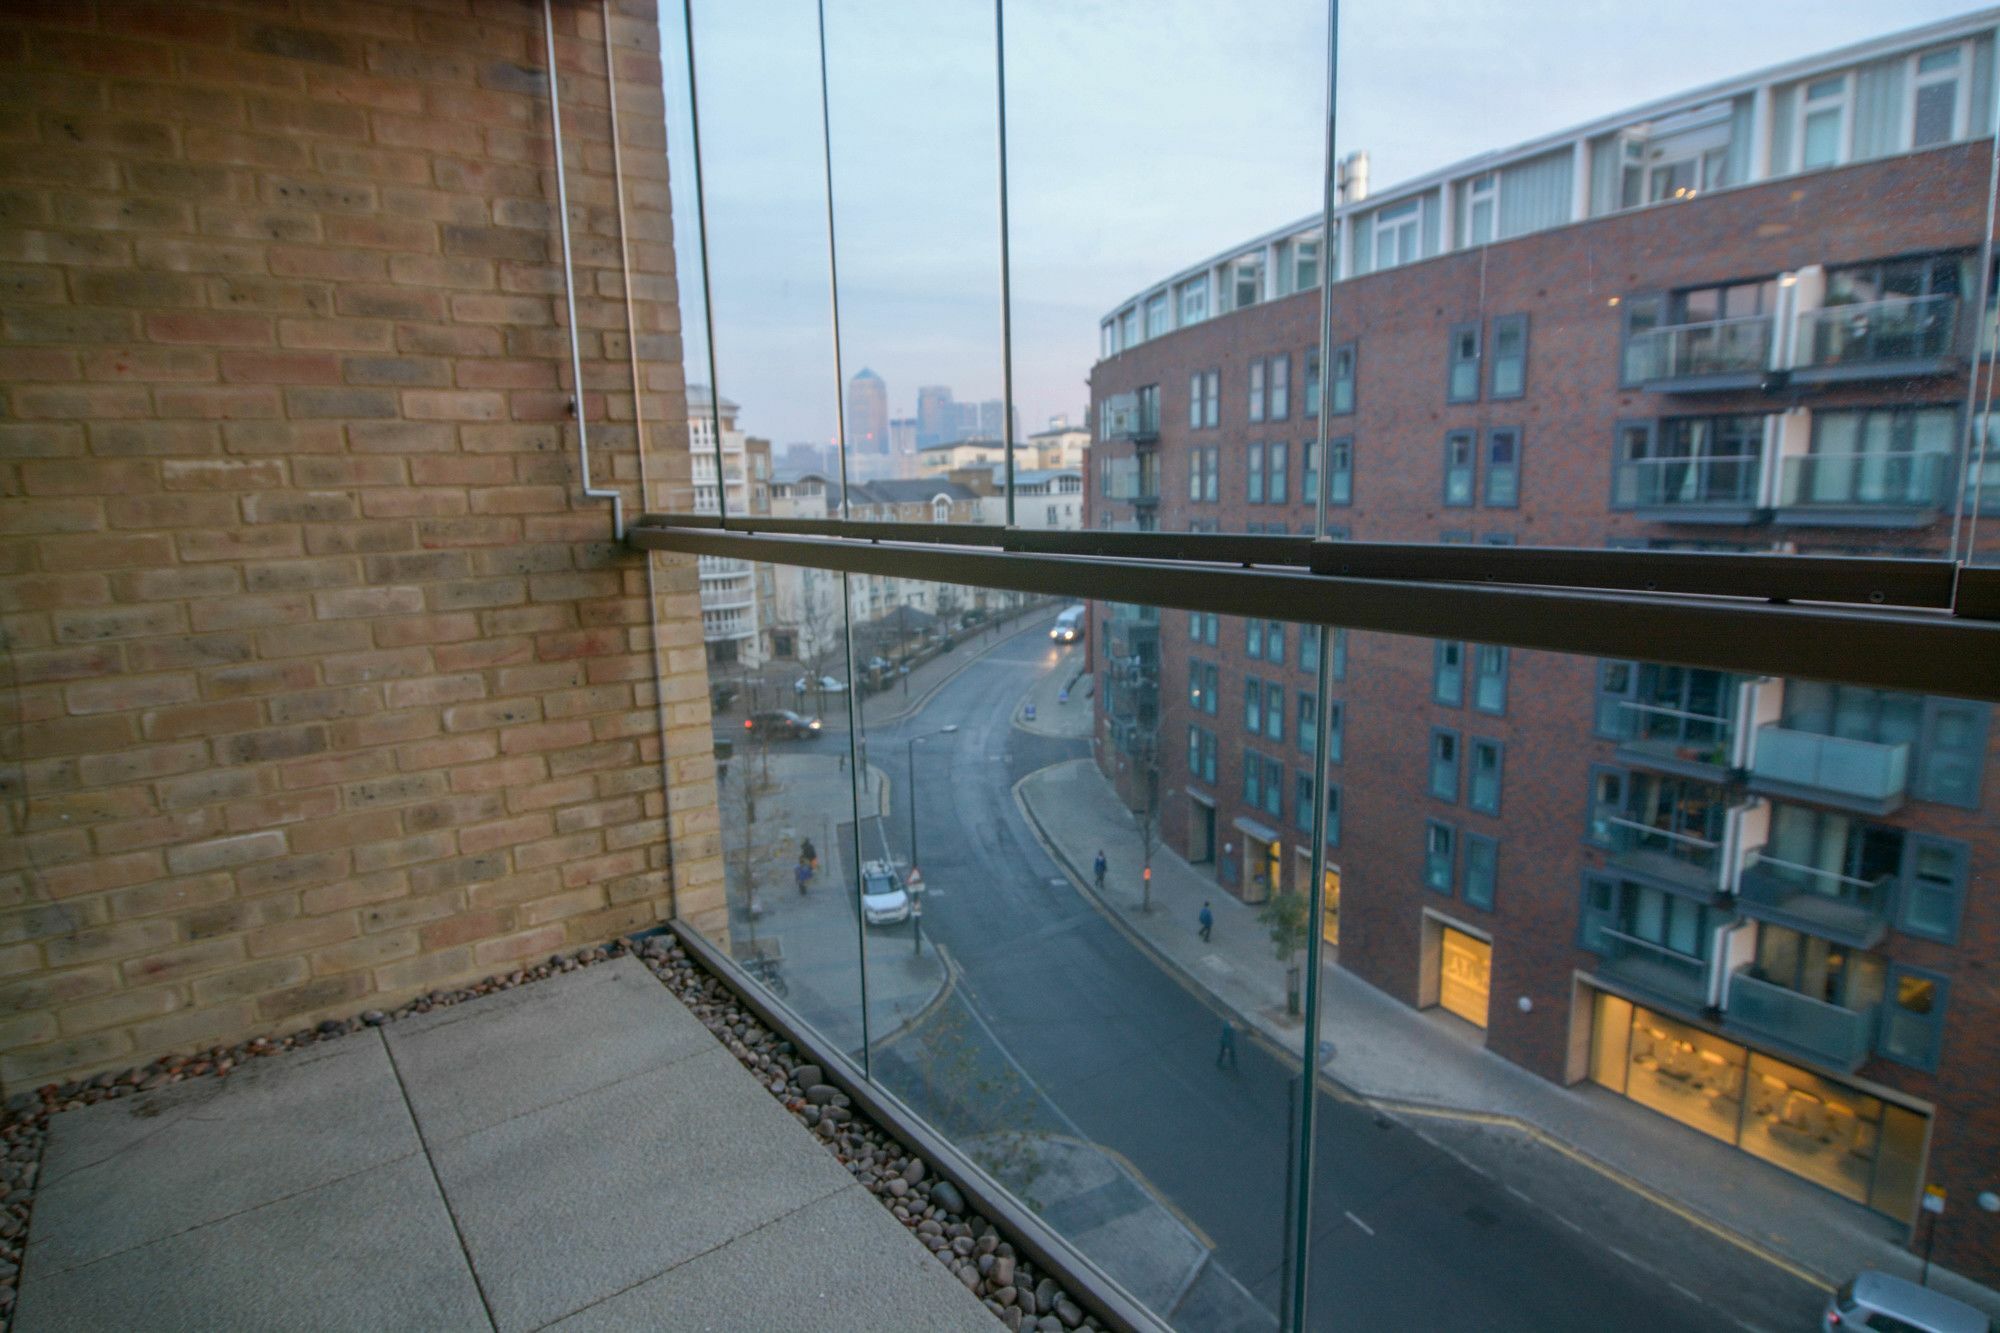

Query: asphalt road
[835,621,1812,1332]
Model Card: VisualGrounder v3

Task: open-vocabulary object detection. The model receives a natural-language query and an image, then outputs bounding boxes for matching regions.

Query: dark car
[744,709,822,740]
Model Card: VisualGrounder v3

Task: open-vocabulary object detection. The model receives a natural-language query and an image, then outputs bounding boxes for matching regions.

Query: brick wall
[0,0,724,1090]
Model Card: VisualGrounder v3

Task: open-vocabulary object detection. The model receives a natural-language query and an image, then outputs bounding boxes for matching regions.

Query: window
[1434,640,1464,706]
[1430,728,1461,801]
[1265,682,1284,741]
[1269,355,1289,421]
[1425,822,1456,893]
[1326,700,1343,762]
[1294,772,1315,830]
[1178,278,1208,326]
[1469,740,1502,814]
[1464,835,1497,910]
[1614,415,1767,510]
[1373,199,1421,269]
[1232,255,1265,311]
[1305,349,1320,418]
[1896,835,1967,943]
[1473,645,1508,714]
[1120,307,1139,351]
[1244,679,1262,733]
[1243,748,1263,807]
[1189,611,1218,644]
[1187,370,1218,429]
[1879,967,1948,1070]
[1485,429,1520,507]
[1189,447,1219,502]
[1329,343,1356,414]
[1798,406,1958,506]
[1248,361,1265,424]
[1489,314,1527,398]
[1327,437,1352,506]
[1798,73,1850,171]
[1581,877,1716,962]
[1247,442,1265,503]
[1202,612,1219,645]
[1291,237,1319,293]
[1911,47,1966,149]
[1297,691,1318,753]
[1464,172,1497,245]
[1444,432,1475,506]
[1247,619,1263,660]
[1447,323,1480,402]
[1188,373,1202,429]
[1187,726,1213,784]
[1264,755,1284,818]
[1144,292,1169,339]
[1188,660,1217,715]
[1265,621,1284,665]
[1586,766,1627,845]
[1326,783,1342,844]
[1912,697,1989,809]
[1268,441,1288,504]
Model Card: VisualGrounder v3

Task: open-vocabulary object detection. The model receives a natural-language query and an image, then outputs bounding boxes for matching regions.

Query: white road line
[1669,1281,1703,1304]
[1506,1184,1534,1205]
[1557,1215,1585,1233]
[1343,1210,1374,1236]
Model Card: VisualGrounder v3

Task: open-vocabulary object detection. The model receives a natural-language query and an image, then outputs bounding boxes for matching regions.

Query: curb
[863,940,960,1057]
[861,609,1062,728]
[1010,763,1837,1298]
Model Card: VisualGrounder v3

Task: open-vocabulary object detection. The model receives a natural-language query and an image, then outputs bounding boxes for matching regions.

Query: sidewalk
[1016,757,2000,1321]
[1013,641,1093,739]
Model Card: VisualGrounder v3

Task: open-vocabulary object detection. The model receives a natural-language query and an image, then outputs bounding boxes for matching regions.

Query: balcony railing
[1597,929,1710,1011]
[1627,314,1772,387]
[1613,700,1736,778]
[1795,294,1958,376]
[1101,391,1160,443]
[1774,451,1951,523]
[1611,454,1763,520]
[1604,816,1724,895]
[1725,971,1876,1071]
[1736,854,1894,949]
[1749,725,1909,814]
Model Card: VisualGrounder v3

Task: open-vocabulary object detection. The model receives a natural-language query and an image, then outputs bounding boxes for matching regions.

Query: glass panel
[1623,1007,1746,1144]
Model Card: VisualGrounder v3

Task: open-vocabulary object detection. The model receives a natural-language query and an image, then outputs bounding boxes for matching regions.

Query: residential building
[916,436,1014,477]
[1087,10,2000,1282]
[689,385,761,667]
[764,474,841,670]
[1027,421,1091,470]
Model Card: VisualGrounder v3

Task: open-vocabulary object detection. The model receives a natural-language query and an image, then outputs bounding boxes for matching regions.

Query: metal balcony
[1101,391,1160,444]
[1735,855,1894,949]
[1596,930,1710,1013]
[1793,295,1959,384]
[1604,817,1726,899]
[1612,701,1738,781]
[1773,450,1951,528]
[1724,970,1876,1072]
[1627,314,1773,391]
[1748,725,1908,815]
[1611,454,1765,524]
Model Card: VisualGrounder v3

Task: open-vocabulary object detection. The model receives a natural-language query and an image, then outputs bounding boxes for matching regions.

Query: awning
[1232,816,1279,844]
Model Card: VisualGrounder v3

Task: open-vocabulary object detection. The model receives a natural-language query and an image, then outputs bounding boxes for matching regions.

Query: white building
[688,385,760,668]
[764,473,841,672]
[973,468,1084,530]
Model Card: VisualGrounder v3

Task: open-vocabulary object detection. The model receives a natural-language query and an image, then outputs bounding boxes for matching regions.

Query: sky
[662,1,1983,449]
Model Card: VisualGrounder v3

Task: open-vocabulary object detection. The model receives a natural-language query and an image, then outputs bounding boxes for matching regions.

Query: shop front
[1439,927,1492,1029]
[1294,850,1340,954]
[1588,991,1926,1222]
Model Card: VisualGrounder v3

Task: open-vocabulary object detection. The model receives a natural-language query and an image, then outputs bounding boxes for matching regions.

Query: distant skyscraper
[951,401,980,441]
[975,399,1017,441]
[846,368,888,457]
[916,385,954,448]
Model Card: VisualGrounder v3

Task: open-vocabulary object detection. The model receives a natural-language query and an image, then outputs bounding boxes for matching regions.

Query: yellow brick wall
[0,0,723,1089]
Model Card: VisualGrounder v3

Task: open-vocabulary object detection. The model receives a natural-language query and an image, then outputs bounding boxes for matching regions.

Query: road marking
[1505,1184,1533,1205]
[1343,1210,1374,1236]
[1669,1281,1703,1304]
[1557,1214,1584,1233]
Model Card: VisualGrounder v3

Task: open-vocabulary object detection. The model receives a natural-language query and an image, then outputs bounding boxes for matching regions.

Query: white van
[1824,1271,1993,1333]
[1051,605,1085,644]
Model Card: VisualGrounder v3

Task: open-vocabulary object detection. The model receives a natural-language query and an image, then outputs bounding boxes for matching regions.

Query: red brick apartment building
[1087,12,2000,1279]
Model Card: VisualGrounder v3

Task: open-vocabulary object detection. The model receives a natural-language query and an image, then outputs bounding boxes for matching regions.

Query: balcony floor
[15,958,990,1333]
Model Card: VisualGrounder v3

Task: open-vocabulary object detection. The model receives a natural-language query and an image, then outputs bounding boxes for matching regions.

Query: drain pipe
[543,0,624,540]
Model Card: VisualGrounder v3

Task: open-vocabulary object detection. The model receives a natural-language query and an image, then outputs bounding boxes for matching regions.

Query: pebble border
[0,936,1109,1333]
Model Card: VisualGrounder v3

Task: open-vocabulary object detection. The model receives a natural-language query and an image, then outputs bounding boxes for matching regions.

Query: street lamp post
[906,724,959,871]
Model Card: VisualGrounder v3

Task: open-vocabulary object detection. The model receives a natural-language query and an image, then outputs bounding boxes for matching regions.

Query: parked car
[744,710,822,740]
[1824,1270,1991,1332]
[865,656,893,674]
[794,675,847,693]
[859,861,911,926]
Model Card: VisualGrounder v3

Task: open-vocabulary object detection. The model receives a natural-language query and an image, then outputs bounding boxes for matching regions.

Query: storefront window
[1741,1054,1879,1205]
[1439,927,1492,1029]
[1623,1007,1746,1144]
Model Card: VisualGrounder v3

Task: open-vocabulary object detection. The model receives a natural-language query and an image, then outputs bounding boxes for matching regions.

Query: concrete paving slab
[385,955,711,1143]
[27,1034,419,1276]
[14,1154,486,1333]
[544,1184,993,1333]
[433,1044,857,1333]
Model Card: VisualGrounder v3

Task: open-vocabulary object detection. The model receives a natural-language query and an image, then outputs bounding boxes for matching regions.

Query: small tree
[1260,889,1311,1017]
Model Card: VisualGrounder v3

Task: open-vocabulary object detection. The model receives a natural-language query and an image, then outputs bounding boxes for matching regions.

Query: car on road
[860,861,910,926]
[1824,1270,1991,1332]
[1050,605,1085,644]
[743,709,822,740]
[794,675,847,693]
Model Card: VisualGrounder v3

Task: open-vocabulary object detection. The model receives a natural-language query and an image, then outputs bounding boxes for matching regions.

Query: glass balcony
[1604,817,1724,898]
[1102,458,1159,503]
[1748,725,1909,815]
[1794,295,1959,381]
[1597,930,1711,1012]
[1626,315,1772,390]
[1735,855,1894,949]
[1100,390,1160,443]
[1610,455,1764,522]
[1612,701,1737,780]
[1724,971,1876,1072]
[1773,450,1951,526]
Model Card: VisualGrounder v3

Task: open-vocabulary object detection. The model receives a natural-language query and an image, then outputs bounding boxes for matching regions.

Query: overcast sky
[664,1,1980,448]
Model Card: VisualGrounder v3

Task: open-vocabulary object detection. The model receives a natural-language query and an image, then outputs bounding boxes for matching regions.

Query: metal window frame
[1896,831,1969,944]
[1430,725,1462,802]
[1484,426,1522,508]
[1879,964,1950,1071]
[1490,312,1529,399]
[1470,737,1504,815]
[1425,818,1457,893]
[1463,832,1499,910]
[1446,320,1482,403]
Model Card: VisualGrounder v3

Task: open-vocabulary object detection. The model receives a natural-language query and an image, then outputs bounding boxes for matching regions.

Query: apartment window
[1268,441,1289,504]
[1897,835,1968,943]
[1101,322,1117,360]
[1485,429,1520,507]
[1144,292,1169,339]
[1189,447,1219,502]
[1294,771,1315,830]
[1187,370,1218,429]
[1247,442,1265,502]
[1305,349,1320,418]
[1120,307,1139,350]
[1232,255,1266,310]
[1264,755,1284,818]
[1329,343,1356,415]
[1472,645,1508,715]
[1178,278,1208,326]
[1430,728,1461,802]
[1187,725,1217,785]
[1913,697,1990,809]
[1586,766,1627,845]
[1189,611,1218,644]
[1326,783,1342,844]
[1469,739,1502,815]
[1425,822,1456,893]
[1244,679,1263,733]
[1327,437,1352,506]
[1614,415,1767,510]
[1326,700,1343,762]
[1189,660,1218,715]
[1879,967,1948,1071]
[1298,692,1318,753]
[1463,835,1497,911]
[1800,407,1958,507]
[1266,621,1284,665]
[1291,237,1319,293]
[1269,356,1289,421]
[1483,533,1514,546]
[1301,626,1346,680]
[1911,47,1967,148]
[1581,877,1714,963]
[1434,640,1464,705]
[1243,747,1263,807]
[1447,323,1480,402]
[1489,314,1527,398]
[1188,373,1202,429]
[1798,73,1851,171]
[1247,619,1263,660]
[1443,432,1475,506]
[1373,199,1421,269]
[1248,361,1266,424]
[1265,682,1284,741]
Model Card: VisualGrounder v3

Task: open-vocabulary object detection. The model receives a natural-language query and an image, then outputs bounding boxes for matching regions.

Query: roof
[1013,469,1080,486]
[850,367,882,381]
[849,479,981,505]
[685,384,739,413]
[1028,425,1086,439]
[918,437,1006,453]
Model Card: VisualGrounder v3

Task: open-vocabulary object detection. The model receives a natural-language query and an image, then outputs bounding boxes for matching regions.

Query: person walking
[1215,1019,1237,1070]
[801,837,818,871]
[1199,901,1214,942]
[795,856,813,896]
[1092,849,1107,891]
